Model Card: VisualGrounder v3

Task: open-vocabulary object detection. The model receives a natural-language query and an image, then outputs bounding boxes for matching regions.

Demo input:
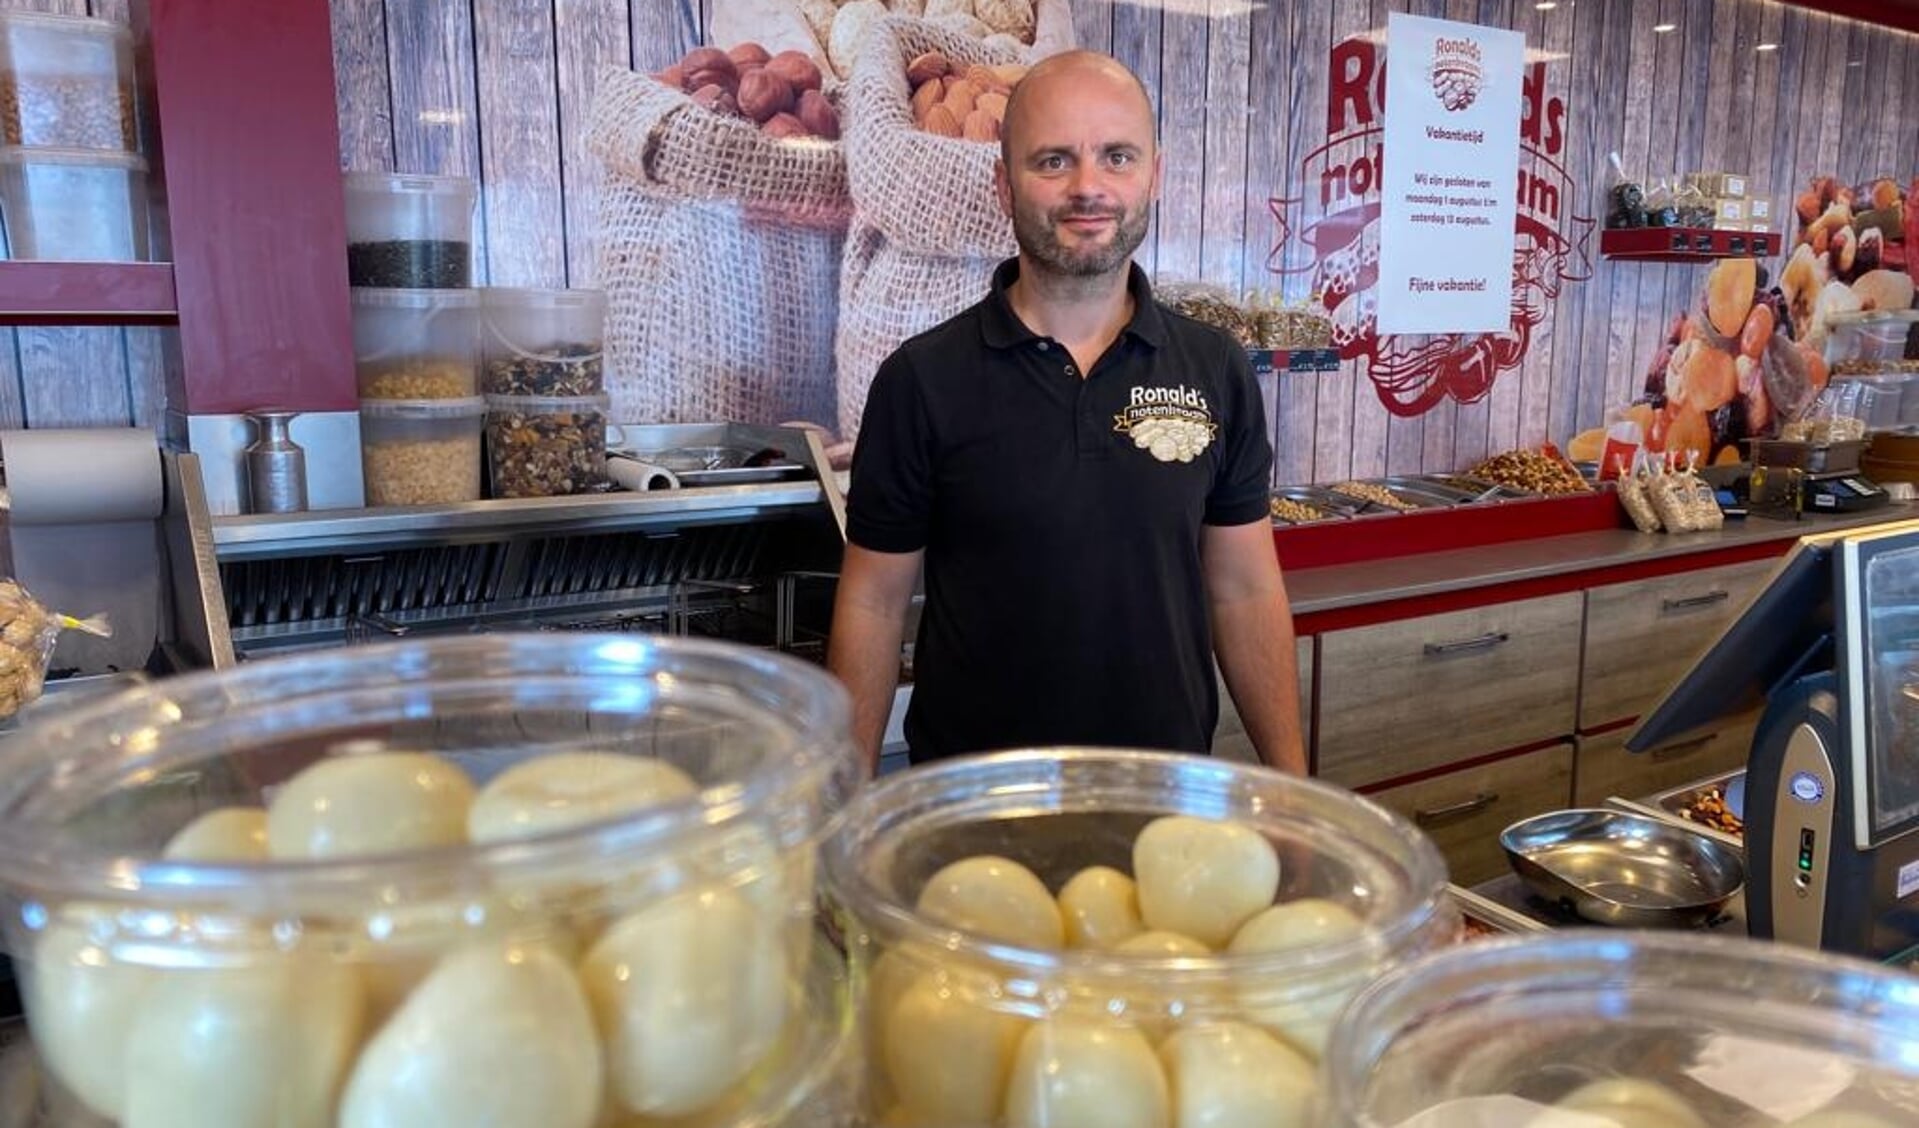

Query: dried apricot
[1738,303,1775,359]
[1706,258,1756,339]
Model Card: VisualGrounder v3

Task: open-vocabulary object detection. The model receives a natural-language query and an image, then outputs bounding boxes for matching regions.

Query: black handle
[1415,792,1499,825]
[1424,631,1510,656]
[1662,590,1730,612]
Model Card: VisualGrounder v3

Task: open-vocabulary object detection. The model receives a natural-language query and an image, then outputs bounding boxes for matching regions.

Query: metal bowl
[1499,808,1745,928]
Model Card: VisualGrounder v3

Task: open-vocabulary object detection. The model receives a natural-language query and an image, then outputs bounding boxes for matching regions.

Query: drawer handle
[1423,631,1509,656]
[1650,734,1717,760]
[1661,590,1729,612]
[1415,792,1500,825]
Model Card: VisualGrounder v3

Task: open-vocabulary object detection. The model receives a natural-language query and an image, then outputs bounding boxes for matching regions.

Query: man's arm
[827,543,925,777]
[1201,519,1306,775]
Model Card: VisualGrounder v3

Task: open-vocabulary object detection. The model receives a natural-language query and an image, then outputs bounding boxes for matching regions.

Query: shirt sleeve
[845,350,936,552]
[1204,342,1274,526]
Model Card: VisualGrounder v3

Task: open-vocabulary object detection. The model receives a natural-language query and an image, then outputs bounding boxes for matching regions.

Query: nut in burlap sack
[835,16,1071,440]
[712,0,1072,82]
[588,67,848,427]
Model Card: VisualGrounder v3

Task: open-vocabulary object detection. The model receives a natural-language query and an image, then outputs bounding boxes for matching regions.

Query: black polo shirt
[846,259,1273,762]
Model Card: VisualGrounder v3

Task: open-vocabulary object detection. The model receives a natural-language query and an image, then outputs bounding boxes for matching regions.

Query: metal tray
[1500,808,1746,929]
[1322,479,1443,512]
[1268,486,1357,525]
[1446,883,1548,936]
[1415,473,1536,502]
[1644,769,1747,846]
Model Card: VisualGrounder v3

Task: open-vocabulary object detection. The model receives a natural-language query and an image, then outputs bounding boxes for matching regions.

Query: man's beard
[1012,198,1151,279]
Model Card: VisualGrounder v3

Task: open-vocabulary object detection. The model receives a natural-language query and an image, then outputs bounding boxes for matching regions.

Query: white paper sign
[1377,13,1526,335]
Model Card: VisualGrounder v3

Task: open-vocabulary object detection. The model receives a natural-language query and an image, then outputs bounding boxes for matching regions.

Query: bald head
[999,51,1157,169]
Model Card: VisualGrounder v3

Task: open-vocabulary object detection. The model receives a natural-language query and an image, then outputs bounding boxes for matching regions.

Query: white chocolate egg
[1005,1018,1170,1128]
[1227,898,1365,954]
[21,913,151,1120]
[1553,1079,1707,1128]
[915,855,1065,949]
[1058,866,1145,950]
[267,752,475,859]
[580,887,787,1118]
[1132,817,1280,948]
[339,944,601,1128]
[163,807,269,862]
[1115,930,1211,956]
[884,972,1028,1125]
[1158,1021,1316,1128]
[121,956,364,1128]
[467,753,697,844]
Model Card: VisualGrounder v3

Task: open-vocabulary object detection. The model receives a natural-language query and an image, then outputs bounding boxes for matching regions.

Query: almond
[906,51,951,87]
[976,90,1008,121]
[988,63,1028,88]
[922,104,963,138]
[910,79,945,123]
[942,77,981,119]
[965,63,1008,94]
[962,108,1000,143]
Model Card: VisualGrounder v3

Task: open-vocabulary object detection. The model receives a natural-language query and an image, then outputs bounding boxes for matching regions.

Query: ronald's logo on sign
[1429,36,1485,112]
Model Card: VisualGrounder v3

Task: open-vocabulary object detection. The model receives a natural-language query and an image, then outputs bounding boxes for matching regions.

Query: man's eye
[1038,155,1065,171]
[1108,151,1134,168]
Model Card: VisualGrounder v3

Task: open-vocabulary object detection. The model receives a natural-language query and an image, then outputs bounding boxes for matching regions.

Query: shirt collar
[979,257,1170,352]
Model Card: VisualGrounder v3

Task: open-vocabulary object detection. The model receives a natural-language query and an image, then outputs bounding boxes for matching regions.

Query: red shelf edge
[1274,490,1626,572]
[1600,227,1780,262]
[0,261,178,325]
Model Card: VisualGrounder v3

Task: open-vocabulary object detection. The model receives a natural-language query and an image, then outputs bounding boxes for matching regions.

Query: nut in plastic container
[0,578,110,718]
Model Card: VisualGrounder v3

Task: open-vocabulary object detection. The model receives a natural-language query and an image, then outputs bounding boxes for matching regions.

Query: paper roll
[0,428,163,675]
[607,455,681,493]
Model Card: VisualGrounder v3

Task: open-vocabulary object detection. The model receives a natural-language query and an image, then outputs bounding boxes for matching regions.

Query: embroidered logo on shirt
[1114,384,1217,462]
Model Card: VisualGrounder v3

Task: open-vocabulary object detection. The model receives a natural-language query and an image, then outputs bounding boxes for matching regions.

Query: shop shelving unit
[1599,227,1779,262]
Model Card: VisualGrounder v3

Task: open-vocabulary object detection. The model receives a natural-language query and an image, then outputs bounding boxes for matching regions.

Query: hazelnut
[796,88,839,140]
[910,80,944,123]
[727,41,772,68]
[762,112,809,139]
[765,51,823,94]
[657,63,686,90]
[906,51,951,87]
[680,47,735,81]
[922,104,962,138]
[686,66,737,96]
[691,82,731,114]
[962,108,1000,143]
[737,68,795,123]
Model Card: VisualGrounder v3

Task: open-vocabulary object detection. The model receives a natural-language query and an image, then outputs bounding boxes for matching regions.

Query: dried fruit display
[1468,449,1591,495]
[651,42,840,140]
[1678,787,1743,837]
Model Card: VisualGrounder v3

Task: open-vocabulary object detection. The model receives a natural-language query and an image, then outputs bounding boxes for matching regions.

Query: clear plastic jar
[485,393,609,498]
[0,12,135,151]
[0,146,146,261]
[481,287,606,396]
[821,749,1456,1127]
[344,172,476,288]
[0,634,857,1128]
[351,287,481,399]
[359,396,484,506]
[1321,931,1919,1127]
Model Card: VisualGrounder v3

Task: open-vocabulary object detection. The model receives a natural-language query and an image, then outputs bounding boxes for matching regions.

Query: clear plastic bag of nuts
[0,578,110,719]
[1615,457,1662,533]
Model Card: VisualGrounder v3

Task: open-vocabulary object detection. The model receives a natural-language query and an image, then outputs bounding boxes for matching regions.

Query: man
[827,50,1305,776]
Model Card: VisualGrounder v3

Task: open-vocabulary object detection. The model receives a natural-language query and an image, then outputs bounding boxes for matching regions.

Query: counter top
[1286,504,1917,616]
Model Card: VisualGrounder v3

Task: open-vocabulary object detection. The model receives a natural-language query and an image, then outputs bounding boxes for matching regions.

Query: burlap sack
[712,0,1075,83]
[836,16,1075,439]
[587,67,848,427]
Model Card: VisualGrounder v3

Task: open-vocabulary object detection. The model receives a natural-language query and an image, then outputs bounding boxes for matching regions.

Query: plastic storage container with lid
[0,634,859,1128]
[1825,309,1919,370]
[351,287,480,399]
[820,749,1457,1127]
[360,396,484,506]
[481,287,606,396]
[1319,930,1919,1127]
[0,147,146,261]
[0,11,135,151]
[344,172,476,288]
[485,393,609,498]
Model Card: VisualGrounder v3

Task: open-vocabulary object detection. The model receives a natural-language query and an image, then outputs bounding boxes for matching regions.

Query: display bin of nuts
[0,12,134,151]
[351,288,481,400]
[0,633,863,1128]
[344,172,477,288]
[820,749,1457,1126]
[481,287,606,397]
[484,394,609,499]
[0,146,147,261]
[360,396,484,507]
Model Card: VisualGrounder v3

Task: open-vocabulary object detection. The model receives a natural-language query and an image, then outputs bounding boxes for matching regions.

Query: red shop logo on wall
[1270,38,1595,417]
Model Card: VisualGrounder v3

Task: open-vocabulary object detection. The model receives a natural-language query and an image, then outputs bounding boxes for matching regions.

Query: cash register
[1629,519,1919,964]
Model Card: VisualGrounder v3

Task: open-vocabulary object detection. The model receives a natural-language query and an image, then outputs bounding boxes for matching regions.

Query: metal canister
[244,409,308,514]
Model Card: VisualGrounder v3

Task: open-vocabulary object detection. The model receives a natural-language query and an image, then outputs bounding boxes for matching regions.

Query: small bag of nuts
[0,578,111,720]
[485,394,610,499]
[1616,457,1663,533]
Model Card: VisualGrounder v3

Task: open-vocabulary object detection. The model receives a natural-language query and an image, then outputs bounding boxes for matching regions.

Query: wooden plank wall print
[10,0,1915,485]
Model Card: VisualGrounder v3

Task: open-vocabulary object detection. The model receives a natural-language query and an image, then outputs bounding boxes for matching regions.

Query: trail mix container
[350,287,481,399]
[821,749,1457,1127]
[481,287,606,396]
[484,393,609,498]
[0,634,857,1128]
[0,12,135,151]
[1320,931,1919,1128]
[359,396,484,506]
[344,172,476,288]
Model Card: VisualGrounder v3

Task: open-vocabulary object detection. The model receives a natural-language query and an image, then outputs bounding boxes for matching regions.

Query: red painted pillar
[136,0,354,416]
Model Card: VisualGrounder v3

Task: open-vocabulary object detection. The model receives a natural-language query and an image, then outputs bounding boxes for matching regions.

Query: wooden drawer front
[1370,743,1575,886]
[1317,593,1583,788]
[1573,713,1758,807]
[1216,638,1314,763]
[1580,559,1775,729]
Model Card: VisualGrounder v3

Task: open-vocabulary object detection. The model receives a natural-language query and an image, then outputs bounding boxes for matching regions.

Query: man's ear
[1150,149,1164,200]
[994,158,1013,218]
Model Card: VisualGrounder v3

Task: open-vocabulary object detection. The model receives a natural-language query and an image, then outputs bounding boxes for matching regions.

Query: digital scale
[1631,520,1919,964]
[1803,470,1891,513]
